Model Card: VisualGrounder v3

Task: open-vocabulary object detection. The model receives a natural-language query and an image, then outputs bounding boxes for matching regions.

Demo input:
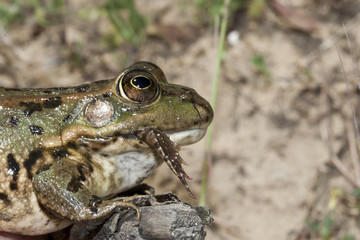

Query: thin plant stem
[343,25,360,185]
[199,0,230,206]
[327,25,360,188]
[343,25,360,153]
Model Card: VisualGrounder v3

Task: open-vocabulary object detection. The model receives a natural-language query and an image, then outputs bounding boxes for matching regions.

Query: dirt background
[2,0,360,239]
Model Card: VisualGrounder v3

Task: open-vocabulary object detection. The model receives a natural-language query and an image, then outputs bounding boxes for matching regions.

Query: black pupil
[132,77,151,89]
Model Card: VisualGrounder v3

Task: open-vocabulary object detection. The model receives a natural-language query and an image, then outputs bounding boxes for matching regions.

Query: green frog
[0,62,213,236]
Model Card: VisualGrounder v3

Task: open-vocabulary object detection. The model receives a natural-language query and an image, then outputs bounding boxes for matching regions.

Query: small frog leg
[111,194,155,206]
[32,159,141,224]
[137,128,195,198]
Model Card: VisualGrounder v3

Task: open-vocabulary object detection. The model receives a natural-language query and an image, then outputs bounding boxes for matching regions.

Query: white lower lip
[167,128,206,146]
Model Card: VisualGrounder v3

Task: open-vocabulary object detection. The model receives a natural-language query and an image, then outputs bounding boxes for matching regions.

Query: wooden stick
[50,193,213,240]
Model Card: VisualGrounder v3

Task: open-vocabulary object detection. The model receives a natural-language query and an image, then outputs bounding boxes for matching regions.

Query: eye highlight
[117,69,159,104]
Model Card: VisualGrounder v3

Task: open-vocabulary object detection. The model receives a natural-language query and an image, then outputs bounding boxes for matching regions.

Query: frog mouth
[136,128,207,199]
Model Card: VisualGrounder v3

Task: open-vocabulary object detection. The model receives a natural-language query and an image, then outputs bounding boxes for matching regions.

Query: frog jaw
[166,128,207,147]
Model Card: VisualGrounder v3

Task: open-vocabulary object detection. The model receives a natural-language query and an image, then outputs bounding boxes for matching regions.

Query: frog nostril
[205,115,210,123]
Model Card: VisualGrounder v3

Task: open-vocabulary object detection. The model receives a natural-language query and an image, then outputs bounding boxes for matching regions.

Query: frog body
[0,62,213,235]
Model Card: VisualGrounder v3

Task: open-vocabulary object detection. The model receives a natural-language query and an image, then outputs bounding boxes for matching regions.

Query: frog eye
[117,70,159,104]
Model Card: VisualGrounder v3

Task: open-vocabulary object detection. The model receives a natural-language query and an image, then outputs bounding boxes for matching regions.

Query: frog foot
[116,200,142,221]
[137,129,195,199]
[112,194,155,220]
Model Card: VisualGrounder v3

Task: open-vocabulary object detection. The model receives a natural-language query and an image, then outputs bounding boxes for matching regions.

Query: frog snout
[194,95,213,128]
[179,87,214,129]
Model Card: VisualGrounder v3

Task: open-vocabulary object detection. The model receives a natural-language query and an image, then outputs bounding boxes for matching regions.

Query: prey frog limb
[137,128,195,199]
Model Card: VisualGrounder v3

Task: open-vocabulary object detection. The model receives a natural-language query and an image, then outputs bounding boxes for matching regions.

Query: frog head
[76,61,213,147]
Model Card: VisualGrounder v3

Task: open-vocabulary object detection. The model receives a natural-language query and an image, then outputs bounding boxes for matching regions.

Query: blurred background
[1,0,360,239]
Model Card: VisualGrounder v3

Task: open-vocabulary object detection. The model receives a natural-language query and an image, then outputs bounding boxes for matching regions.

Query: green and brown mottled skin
[0,62,213,235]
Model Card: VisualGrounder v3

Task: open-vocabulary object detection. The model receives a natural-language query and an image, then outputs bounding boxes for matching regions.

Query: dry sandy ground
[2,0,360,239]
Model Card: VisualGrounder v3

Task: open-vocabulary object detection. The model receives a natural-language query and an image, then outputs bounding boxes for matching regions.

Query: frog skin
[0,62,213,235]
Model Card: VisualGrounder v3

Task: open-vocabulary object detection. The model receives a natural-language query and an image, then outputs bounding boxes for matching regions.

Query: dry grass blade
[329,25,360,187]
[346,121,360,184]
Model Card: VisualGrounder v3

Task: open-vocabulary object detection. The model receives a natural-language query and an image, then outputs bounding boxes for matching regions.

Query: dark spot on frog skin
[66,163,90,193]
[88,164,94,173]
[63,114,73,123]
[9,182,17,191]
[77,164,86,181]
[52,148,69,159]
[67,141,78,150]
[75,85,90,93]
[43,90,54,94]
[0,213,12,221]
[100,141,112,147]
[29,125,44,135]
[113,131,121,137]
[35,164,53,175]
[90,146,99,151]
[131,143,141,149]
[7,153,20,190]
[0,193,10,205]
[81,151,92,163]
[43,96,63,109]
[20,102,43,116]
[161,89,168,96]
[9,116,19,127]
[78,142,89,148]
[24,150,43,179]
[141,123,150,128]
[88,195,102,214]
[66,177,83,193]
[102,92,112,98]
[154,142,160,149]
[4,88,21,91]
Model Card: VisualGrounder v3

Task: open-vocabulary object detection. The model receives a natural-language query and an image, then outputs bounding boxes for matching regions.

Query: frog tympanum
[0,62,213,235]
